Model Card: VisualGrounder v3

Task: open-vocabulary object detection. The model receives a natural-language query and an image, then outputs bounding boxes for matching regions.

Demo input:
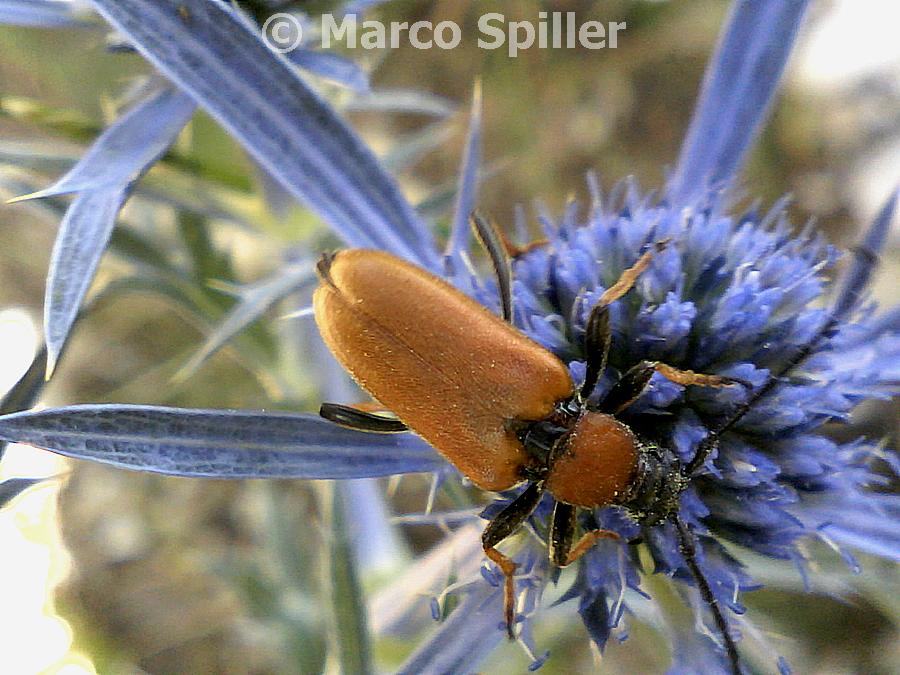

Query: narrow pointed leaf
[36,87,195,373]
[9,86,195,200]
[0,141,253,228]
[0,405,443,478]
[324,483,374,675]
[87,0,438,268]
[343,89,456,118]
[287,49,370,93]
[446,82,482,259]
[833,189,898,318]
[44,188,127,374]
[397,582,505,675]
[667,0,810,203]
[177,264,316,379]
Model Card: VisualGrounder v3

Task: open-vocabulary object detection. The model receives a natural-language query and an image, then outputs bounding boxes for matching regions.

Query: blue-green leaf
[13,85,196,374]
[87,0,439,268]
[668,0,810,202]
[344,89,456,118]
[0,405,444,479]
[10,86,195,200]
[176,264,316,380]
[446,83,482,260]
[43,188,128,374]
[288,49,370,93]
[323,482,373,675]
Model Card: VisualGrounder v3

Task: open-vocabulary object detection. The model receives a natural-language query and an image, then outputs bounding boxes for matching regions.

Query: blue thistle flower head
[0,1,897,673]
[443,181,898,670]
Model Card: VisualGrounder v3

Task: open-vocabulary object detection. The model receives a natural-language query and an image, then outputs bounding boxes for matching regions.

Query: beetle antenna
[470,211,514,323]
[673,516,743,675]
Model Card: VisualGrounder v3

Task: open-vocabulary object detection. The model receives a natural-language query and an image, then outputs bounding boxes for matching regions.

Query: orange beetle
[313,215,745,673]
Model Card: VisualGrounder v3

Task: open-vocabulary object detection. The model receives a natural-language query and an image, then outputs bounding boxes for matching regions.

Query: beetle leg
[580,240,670,401]
[319,402,409,433]
[503,236,550,258]
[653,363,747,389]
[483,546,519,640]
[600,360,744,415]
[597,238,670,306]
[564,528,620,566]
[548,501,577,567]
[481,481,545,638]
[598,361,656,413]
[470,211,514,324]
[579,303,611,401]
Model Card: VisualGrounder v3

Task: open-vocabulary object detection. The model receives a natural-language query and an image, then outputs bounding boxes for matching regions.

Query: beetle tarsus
[550,501,621,568]
[484,545,519,639]
[654,363,741,388]
[481,483,546,638]
[600,360,740,414]
[598,238,670,306]
[564,528,621,566]
[685,432,719,476]
[581,242,672,401]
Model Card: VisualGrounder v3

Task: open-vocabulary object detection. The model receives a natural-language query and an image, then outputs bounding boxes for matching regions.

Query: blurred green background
[0,1,897,673]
